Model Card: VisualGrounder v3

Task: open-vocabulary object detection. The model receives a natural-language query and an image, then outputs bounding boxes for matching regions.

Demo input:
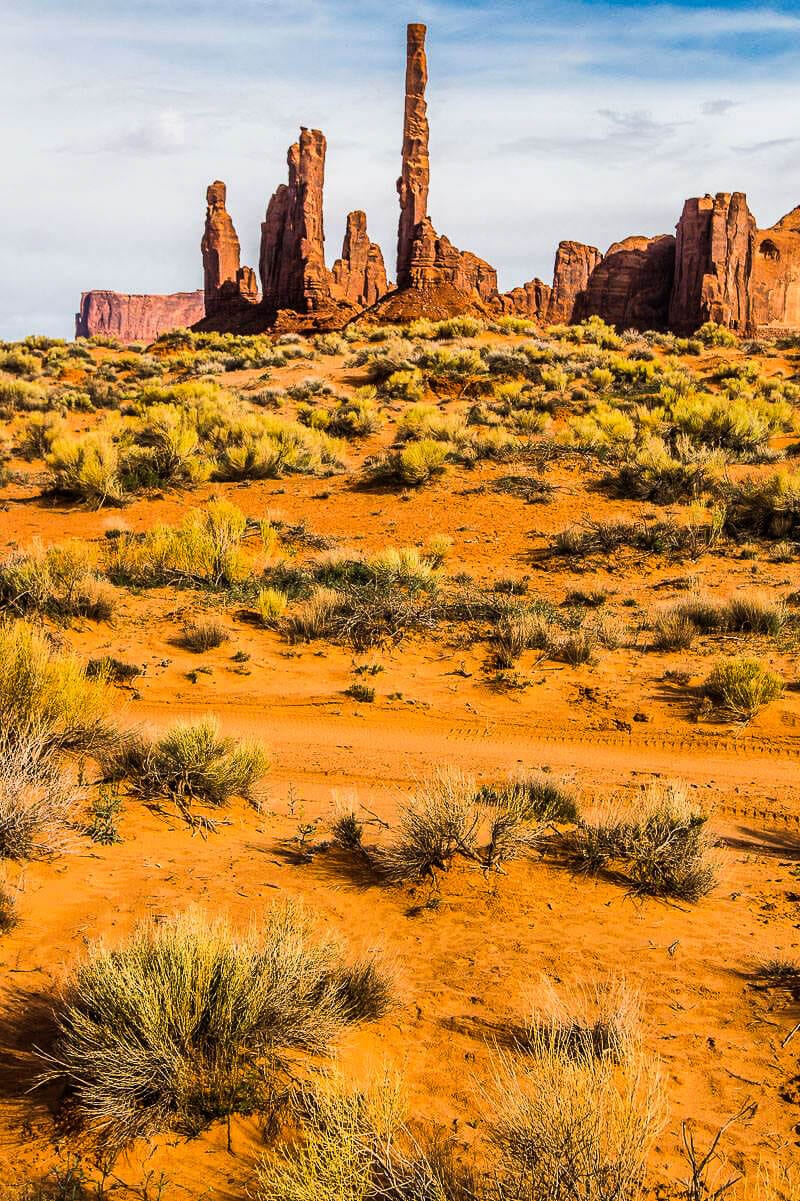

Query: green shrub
[0,622,112,752]
[256,586,289,626]
[103,716,268,810]
[696,321,738,347]
[46,434,126,507]
[703,657,783,719]
[363,438,450,487]
[0,540,116,620]
[43,906,393,1147]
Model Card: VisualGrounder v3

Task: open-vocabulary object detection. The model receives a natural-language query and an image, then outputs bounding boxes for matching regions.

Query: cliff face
[576,235,675,330]
[75,291,205,342]
[546,241,603,324]
[669,193,756,334]
[750,207,800,335]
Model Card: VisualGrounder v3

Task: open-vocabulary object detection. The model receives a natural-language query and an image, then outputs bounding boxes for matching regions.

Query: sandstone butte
[76,23,800,342]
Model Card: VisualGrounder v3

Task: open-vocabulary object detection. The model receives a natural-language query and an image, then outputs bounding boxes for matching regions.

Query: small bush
[284,589,343,642]
[0,622,113,752]
[180,615,229,652]
[0,734,76,859]
[722,472,800,540]
[256,586,289,626]
[477,774,578,824]
[521,977,639,1062]
[364,438,449,487]
[103,716,268,811]
[43,905,392,1147]
[0,540,116,620]
[46,435,126,507]
[703,657,783,720]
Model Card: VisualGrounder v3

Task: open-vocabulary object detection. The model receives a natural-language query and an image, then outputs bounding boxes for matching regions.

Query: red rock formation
[669,192,755,334]
[75,290,205,342]
[260,128,336,315]
[201,181,259,318]
[547,241,603,323]
[397,23,430,290]
[331,211,389,307]
[500,278,552,321]
[576,234,675,330]
[750,206,800,334]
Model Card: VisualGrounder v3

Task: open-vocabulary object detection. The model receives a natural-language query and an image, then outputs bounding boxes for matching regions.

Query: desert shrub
[652,592,784,647]
[725,594,785,634]
[612,437,722,503]
[477,774,578,824]
[564,403,637,457]
[106,499,267,589]
[552,627,599,666]
[696,321,738,347]
[380,369,425,402]
[86,656,140,683]
[127,403,212,487]
[103,716,267,811]
[0,349,40,377]
[0,540,116,620]
[180,615,229,652]
[19,412,65,460]
[284,589,344,642]
[366,545,442,593]
[256,586,289,626]
[485,1039,665,1201]
[495,604,554,667]
[565,784,718,901]
[652,608,697,651]
[303,388,382,438]
[721,472,800,539]
[703,657,783,720]
[363,438,450,487]
[0,733,76,859]
[43,905,393,1147]
[396,402,466,444]
[0,374,48,413]
[669,391,791,459]
[0,622,112,752]
[378,769,543,884]
[46,435,126,507]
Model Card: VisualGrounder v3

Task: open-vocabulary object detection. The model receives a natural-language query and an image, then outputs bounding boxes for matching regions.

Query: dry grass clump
[520,977,640,1063]
[180,615,229,652]
[652,592,785,649]
[42,905,394,1148]
[0,622,113,753]
[284,588,344,642]
[0,733,76,860]
[484,1039,666,1201]
[46,434,126,507]
[495,605,553,667]
[0,540,116,620]
[703,657,784,720]
[363,437,450,487]
[256,586,289,626]
[722,471,800,539]
[565,783,718,902]
[103,716,267,814]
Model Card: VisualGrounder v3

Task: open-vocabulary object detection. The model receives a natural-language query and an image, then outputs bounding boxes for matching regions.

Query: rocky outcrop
[500,278,552,321]
[331,211,389,307]
[259,128,338,317]
[547,241,603,324]
[397,23,430,290]
[669,193,755,334]
[201,181,259,318]
[750,207,800,335]
[577,235,675,330]
[75,290,205,342]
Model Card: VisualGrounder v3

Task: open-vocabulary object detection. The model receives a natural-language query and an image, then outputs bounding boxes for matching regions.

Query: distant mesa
[76,24,800,342]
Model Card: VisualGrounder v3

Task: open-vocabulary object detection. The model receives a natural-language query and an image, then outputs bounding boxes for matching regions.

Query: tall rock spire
[396,23,430,289]
[201,181,258,317]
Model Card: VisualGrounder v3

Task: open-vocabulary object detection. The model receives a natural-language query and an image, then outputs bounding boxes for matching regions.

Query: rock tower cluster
[77,22,800,341]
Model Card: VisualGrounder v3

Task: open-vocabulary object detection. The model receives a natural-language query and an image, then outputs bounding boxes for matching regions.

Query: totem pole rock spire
[201,181,258,318]
[396,23,430,289]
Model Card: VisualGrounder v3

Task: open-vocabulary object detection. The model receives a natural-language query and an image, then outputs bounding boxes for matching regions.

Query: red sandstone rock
[669,193,755,334]
[576,234,675,330]
[547,241,603,324]
[75,290,205,342]
[201,181,259,318]
[750,206,800,335]
[500,278,552,321]
[331,211,388,307]
[260,128,336,315]
[397,23,430,290]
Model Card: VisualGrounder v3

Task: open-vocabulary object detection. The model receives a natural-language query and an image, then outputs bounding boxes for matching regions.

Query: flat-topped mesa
[76,290,205,342]
[201,181,259,317]
[397,23,430,289]
[331,211,389,307]
[546,241,603,324]
[259,128,336,316]
[669,192,755,335]
[576,234,676,330]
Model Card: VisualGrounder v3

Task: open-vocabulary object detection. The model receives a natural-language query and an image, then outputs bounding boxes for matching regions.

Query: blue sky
[3,0,800,339]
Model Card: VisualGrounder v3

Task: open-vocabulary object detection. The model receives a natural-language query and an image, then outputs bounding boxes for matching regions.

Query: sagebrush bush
[0,540,116,620]
[703,657,783,719]
[722,472,800,539]
[180,615,229,652]
[43,906,393,1147]
[0,733,76,859]
[364,438,450,487]
[46,434,126,506]
[477,774,579,824]
[0,622,112,752]
[103,716,268,812]
[521,977,640,1062]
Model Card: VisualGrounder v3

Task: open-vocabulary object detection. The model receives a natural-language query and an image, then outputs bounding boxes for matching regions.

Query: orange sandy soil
[0,335,799,1196]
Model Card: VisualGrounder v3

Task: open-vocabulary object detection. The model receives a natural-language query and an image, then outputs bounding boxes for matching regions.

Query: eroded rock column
[396,23,430,289]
